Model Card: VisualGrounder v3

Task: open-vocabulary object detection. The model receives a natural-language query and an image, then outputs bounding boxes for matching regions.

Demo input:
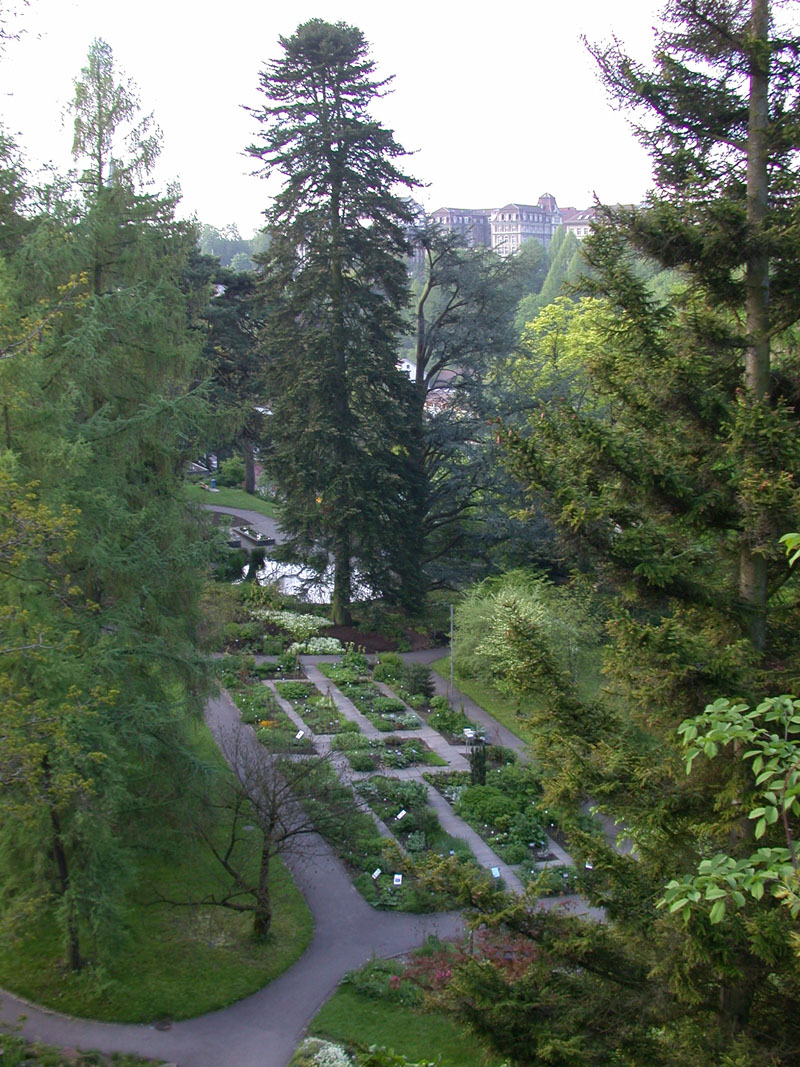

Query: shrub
[254,661,278,678]
[341,643,370,674]
[349,751,380,772]
[372,696,406,716]
[216,453,246,487]
[252,608,333,641]
[373,651,403,682]
[401,662,434,700]
[455,784,518,827]
[276,681,313,702]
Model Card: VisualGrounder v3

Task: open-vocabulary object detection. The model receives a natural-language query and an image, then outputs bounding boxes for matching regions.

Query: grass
[184,481,279,518]
[431,657,538,745]
[0,726,313,1023]
[309,987,504,1067]
[0,1034,159,1067]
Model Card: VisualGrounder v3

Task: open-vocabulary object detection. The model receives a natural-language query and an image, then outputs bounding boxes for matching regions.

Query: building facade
[427,206,493,248]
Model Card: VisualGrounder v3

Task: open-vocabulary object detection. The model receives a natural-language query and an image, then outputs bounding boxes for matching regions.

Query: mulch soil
[326,625,433,654]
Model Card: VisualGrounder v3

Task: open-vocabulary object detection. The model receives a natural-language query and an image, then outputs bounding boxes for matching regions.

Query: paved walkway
[0,691,464,1067]
[203,505,285,545]
[0,651,594,1066]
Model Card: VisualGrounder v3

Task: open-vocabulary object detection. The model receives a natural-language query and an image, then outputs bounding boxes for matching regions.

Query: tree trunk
[252,841,272,940]
[739,0,770,652]
[244,445,256,495]
[49,807,83,972]
[331,529,352,625]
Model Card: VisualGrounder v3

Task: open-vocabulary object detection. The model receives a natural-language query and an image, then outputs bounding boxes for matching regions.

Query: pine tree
[406,222,524,592]
[248,20,417,623]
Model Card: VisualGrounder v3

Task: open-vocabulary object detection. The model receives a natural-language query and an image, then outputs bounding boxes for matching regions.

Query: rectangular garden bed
[332,733,446,772]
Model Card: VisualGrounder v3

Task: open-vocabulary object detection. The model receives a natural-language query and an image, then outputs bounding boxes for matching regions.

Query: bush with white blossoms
[251,608,334,641]
[290,1038,353,1067]
[289,636,345,655]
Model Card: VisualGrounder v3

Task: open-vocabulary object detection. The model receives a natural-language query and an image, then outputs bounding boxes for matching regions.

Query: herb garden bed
[425,765,556,866]
[275,680,360,735]
[356,776,473,861]
[214,658,314,753]
[332,733,446,772]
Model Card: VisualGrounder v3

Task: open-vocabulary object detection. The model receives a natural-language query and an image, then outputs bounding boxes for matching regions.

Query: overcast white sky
[1,0,666,235]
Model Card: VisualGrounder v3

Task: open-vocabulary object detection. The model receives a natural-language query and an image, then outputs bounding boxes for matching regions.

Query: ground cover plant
[427,764,551,865]
[0,727,312,1021]
[332,733,446,772]
[0,1034,161,1067]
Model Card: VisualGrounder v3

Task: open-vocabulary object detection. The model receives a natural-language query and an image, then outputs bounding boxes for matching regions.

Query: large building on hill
[428,194,571,254]
[490,195,562,255]
[427,206,492,248]
[560,205,597,240]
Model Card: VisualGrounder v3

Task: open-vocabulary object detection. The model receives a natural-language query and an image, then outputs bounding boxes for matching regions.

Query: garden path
[0,654,592,1067]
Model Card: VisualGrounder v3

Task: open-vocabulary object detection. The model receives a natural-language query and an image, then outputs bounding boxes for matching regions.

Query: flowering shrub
[252,608,334,641]
[289,636,344,655]
[291,1038,354,1067]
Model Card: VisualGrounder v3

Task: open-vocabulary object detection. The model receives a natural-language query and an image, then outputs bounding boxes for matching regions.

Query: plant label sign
[396,809,407,821]
[393,874,403,887]
[491,867,501,879]
[372,868,381,880]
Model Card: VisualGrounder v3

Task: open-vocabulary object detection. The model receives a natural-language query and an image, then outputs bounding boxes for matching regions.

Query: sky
[0,0,666,236]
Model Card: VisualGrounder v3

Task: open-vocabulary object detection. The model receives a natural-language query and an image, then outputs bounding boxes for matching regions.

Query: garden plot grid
[214,652,579,909]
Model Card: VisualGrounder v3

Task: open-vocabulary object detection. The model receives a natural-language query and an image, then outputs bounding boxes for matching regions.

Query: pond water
[238,556,374,604]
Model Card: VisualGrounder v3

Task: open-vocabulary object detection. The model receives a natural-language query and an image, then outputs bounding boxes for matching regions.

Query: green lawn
[310,987,504,1067]
[184,481,279,518]
[0,1034,158,1067]
[0,726,312,1023]
[431,657,537,745]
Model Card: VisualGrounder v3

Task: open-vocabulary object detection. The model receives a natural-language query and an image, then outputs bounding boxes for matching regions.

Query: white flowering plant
[251,608,334,641]
[289,636,345,655]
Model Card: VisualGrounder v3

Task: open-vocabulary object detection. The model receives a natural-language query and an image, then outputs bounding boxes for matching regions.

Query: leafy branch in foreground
[661,694,800,925]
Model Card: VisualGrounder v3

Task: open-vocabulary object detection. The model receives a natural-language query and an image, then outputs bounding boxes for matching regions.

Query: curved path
[0,688,463,1067]
[202,505,285,545]
[0,634,590,1066]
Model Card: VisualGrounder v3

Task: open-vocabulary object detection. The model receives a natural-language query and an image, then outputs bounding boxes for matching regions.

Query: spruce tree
[248,20,417,622]
[448,2,800,1062]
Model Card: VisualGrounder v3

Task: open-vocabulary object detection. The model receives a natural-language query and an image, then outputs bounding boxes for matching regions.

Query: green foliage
[373,652,404,683]
[405,223,525,594]
[662,694,800,925]
[250,19,417,621]
[0,39,210,971]
[216,454,246,487]
[461,4,800,1063]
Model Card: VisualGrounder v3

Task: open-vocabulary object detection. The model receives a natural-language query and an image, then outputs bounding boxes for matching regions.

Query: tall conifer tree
[0,40,208,969]
[248,20,416,622]
[447,3,800,1063]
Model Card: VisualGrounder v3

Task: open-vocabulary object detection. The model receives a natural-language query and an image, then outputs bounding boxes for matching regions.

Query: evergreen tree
[248,19,417,622]
[0,40,208,969]
[448,2,800,1062]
